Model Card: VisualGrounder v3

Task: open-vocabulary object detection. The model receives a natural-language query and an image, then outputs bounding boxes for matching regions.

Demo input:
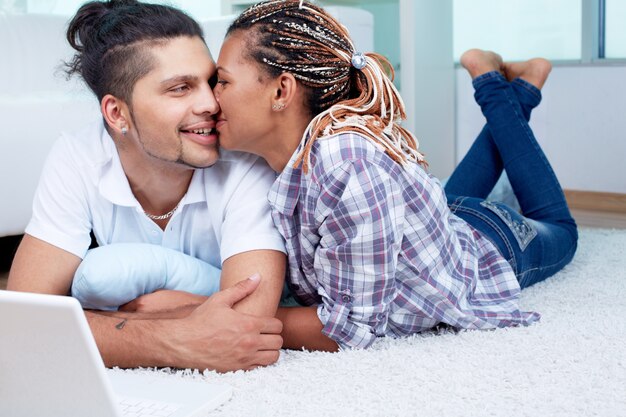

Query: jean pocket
[480,201,537,251]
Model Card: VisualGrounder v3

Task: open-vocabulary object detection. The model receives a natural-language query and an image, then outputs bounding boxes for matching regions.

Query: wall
[400,0,455,180]
[455,64,626,194]
[357,1,401,90]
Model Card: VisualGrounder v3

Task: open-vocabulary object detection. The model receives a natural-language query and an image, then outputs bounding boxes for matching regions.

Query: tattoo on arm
[115,319,127,330]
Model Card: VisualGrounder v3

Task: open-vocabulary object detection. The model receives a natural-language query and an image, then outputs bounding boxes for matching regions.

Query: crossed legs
[446,49,573,225]
[445,49,577,287]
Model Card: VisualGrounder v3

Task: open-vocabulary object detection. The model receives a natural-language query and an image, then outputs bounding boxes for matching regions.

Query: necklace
[144,201,180,221]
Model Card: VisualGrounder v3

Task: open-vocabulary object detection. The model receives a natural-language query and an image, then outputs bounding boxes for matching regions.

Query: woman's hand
[119,290,208,314]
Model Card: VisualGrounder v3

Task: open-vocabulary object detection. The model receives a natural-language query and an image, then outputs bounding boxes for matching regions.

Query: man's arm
[8,234,81,294]
[220,249,286,317]
[120,249,286,316]
[87,276,283,371]
[8,235,283,371]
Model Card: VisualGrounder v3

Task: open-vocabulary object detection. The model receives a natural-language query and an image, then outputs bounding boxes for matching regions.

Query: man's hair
[227,0,426,173]
[65,0,204,103]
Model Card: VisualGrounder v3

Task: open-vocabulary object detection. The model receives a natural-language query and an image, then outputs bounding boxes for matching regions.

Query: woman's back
[269,131,539,349]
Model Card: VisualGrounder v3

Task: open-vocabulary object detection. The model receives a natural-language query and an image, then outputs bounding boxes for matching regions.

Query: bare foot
[460,49,505,79]
[502,58,552,90]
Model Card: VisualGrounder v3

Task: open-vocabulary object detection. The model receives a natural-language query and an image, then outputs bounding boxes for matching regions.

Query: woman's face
[214,32,275,155]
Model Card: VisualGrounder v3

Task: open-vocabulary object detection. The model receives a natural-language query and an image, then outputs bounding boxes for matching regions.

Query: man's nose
[195,86,220,115]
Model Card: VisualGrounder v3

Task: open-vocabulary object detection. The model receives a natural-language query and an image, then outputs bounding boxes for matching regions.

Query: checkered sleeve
[312,158,406,349]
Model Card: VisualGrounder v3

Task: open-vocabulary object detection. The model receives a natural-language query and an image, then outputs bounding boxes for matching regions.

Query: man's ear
[271,72,299,112]
[101,94,131,137]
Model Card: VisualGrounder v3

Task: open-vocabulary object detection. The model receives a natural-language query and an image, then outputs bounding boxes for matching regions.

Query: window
[605,0,626,58]
[453,0,582,62]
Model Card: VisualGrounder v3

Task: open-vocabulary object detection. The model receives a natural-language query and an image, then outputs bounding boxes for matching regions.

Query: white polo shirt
[26,120,285,268]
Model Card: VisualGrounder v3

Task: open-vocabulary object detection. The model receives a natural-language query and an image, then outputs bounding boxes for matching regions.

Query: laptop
[0,290,232,417]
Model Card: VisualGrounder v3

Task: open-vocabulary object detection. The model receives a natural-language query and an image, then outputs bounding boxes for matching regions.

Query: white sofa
[0,8,372,238]
[0,13,100,237]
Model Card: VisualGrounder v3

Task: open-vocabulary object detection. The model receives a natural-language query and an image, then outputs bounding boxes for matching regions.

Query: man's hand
[163,274,284,372]
[120,290,208,314]
[10,236,283,372]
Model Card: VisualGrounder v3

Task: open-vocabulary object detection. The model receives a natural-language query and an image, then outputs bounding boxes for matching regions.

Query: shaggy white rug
[123,228,626,417]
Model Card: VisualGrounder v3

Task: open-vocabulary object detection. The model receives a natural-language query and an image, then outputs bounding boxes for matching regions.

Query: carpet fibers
[123,228,626,416]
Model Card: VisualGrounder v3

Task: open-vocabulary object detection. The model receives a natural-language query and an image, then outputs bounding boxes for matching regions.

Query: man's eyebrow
[160,75,199,85]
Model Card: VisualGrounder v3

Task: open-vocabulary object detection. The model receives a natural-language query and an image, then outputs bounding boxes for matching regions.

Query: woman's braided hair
[228,0,426,172]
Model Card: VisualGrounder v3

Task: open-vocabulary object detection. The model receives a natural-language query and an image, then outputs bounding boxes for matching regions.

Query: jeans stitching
[515,241,577,288]
[472,71,502,89]
[479,201,538,251]
[511,78,541,101]
[449,200,517,272]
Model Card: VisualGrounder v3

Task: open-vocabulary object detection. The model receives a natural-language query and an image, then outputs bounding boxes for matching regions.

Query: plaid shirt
[268,132,540,349]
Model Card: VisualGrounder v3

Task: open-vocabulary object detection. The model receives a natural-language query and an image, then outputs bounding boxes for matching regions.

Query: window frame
[451,0,626,67]
[569,0,625,66]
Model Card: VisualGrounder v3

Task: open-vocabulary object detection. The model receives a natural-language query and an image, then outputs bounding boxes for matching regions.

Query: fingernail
[248,273,261,282]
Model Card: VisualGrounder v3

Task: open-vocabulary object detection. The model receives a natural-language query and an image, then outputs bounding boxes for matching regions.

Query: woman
[212,0,577,351]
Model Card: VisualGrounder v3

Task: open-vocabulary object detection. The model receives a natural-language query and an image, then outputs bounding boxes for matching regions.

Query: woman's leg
[445,54,547,199]
[464,51,573,225]
[448,49,577,288]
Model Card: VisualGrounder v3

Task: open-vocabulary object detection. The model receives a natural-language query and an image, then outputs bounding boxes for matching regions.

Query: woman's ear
[101,94,131,137]
[271,72,299,112]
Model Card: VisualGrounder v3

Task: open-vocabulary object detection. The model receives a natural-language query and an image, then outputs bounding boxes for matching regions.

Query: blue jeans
[445,72,578,289]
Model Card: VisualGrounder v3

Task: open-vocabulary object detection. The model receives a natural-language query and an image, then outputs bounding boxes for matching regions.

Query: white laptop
[0,290,232,417]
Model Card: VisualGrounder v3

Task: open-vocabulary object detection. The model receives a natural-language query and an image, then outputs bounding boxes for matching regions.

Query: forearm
[85,310,179,368]
[276,306,338,352]
[89,305,198,320]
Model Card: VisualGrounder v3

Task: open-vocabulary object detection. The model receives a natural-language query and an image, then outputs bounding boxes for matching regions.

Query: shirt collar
[268,136,308,216]
[97,127,137,207]
[184,168,206,205]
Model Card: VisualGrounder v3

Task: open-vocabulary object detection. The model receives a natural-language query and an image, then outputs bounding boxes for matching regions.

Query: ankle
[503,58,552,90]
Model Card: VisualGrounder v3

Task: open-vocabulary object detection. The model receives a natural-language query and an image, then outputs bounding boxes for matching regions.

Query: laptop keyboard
[118,396,183,417]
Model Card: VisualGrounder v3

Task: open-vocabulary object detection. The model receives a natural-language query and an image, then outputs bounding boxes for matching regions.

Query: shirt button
[341,294,352,303]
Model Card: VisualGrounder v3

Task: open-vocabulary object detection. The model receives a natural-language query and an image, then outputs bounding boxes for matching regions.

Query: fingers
[244,350,281,370]
[258,334,284,351]
[259,316,283,335]
[210,273,261,307]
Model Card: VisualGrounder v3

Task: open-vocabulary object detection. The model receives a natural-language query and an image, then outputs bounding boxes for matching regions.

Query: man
[8,0,286,372]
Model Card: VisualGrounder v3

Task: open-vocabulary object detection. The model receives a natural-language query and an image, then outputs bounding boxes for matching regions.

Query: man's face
[128,36,219,169]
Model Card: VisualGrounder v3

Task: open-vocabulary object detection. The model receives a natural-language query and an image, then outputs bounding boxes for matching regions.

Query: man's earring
[121,126,128,136]
[272,103,286,111]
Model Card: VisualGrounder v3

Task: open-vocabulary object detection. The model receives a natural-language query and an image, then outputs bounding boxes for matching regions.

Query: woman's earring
[121,126,128,136]
[272,103,286,111]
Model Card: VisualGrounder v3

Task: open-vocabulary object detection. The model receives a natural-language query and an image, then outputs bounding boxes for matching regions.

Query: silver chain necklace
[144,201,180,221]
